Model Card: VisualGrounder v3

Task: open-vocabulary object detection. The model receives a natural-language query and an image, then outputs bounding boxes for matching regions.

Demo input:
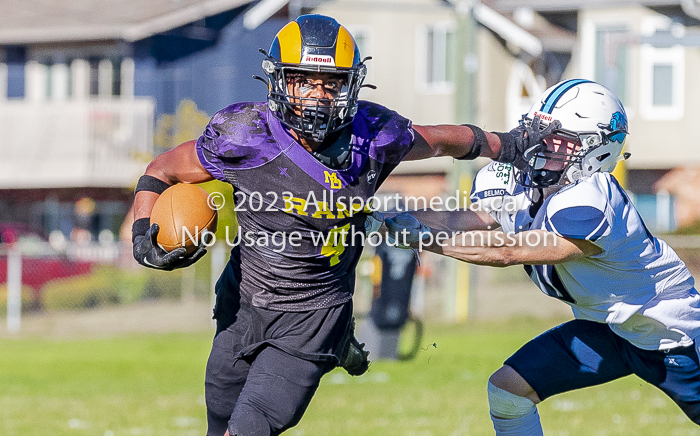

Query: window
[45,62,53,99]
[652,64,672,106]
[417,22,455,93]
[594,25,629,106]
[344,25,373,85]
[639,17,684,120]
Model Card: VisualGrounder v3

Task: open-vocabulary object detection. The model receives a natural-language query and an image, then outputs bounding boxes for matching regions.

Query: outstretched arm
[421,229,601,267]
[405,117,561,170]
[384,213,601,267]
[405,125,501,161]
[408,209,497,233]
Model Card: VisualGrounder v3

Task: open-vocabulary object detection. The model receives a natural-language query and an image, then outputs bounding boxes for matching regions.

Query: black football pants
[206,332,334,436]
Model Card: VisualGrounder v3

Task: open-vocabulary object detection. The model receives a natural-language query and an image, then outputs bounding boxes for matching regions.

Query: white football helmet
[520,79,629,188]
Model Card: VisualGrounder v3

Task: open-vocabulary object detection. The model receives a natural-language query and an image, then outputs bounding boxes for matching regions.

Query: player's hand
[133,223,207,270]
[502,116,561,171]
[384,213,432,249]
[364,211,384,236]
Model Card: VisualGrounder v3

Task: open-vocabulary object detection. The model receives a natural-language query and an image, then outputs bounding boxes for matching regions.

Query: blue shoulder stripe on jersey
[540,79,592,114]
[548,206,608,240]
[588,220,610,241]
[544,219,554,233]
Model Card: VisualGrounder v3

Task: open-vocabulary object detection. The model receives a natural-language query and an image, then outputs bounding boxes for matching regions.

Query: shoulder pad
[545,181,610,241]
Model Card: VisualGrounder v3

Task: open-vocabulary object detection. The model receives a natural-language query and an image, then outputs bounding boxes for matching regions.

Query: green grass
[1,318,699,435]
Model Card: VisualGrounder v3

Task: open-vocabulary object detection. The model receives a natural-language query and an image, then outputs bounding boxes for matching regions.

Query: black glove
[133,222,207,271]
[496,116,562,171]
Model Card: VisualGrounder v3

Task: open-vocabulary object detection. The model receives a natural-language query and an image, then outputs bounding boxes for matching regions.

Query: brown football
[150,184,218,253]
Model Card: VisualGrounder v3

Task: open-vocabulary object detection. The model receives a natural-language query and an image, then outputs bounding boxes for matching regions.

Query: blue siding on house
[133,10,287,118]
[0,8,286,114]
[5,46,26,98]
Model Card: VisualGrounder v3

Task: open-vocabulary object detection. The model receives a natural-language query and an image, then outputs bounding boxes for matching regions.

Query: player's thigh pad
[487,381,535,418]
[229,346,332,434]
[504,319,633,400]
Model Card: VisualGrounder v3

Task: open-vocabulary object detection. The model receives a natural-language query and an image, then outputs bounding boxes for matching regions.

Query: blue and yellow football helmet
[261,14,367,142]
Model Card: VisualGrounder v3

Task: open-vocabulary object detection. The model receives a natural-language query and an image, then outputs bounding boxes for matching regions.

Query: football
[150,184,218,253]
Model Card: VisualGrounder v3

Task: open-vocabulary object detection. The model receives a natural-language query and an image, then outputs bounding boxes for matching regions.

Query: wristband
[132,217,151,242]
[494,131,516,164]
[457,124,486,160]
[135,175,171,195]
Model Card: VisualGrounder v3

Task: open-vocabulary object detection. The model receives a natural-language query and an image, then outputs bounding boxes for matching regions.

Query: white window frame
[639,16,685,120]
[25,60,46,101]
[415,21,455,95]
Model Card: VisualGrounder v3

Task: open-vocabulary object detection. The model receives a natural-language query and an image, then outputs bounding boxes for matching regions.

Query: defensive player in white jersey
[385,79,700,434]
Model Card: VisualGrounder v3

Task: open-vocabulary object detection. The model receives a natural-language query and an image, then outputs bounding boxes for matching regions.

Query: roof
[0,0,253,44]
[485,0,682,13]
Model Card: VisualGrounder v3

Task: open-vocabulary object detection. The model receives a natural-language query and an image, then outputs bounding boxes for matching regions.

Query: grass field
[1,316,699,436]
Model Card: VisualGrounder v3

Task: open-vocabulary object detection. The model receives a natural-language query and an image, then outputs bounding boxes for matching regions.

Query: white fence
[0,98,155,188]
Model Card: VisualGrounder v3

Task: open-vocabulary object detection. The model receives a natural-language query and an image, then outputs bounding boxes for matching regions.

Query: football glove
[338,317,370,376]
[364,210,384,236]
[499,115,562,171]
[385,213,432,249]
[133,223,206,271]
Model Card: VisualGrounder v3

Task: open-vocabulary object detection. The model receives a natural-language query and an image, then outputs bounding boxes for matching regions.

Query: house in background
[319,0,700,232]
[486,0,700,231]
[9,0,696,243]
[0,0,298,252]
[3,0,700,321]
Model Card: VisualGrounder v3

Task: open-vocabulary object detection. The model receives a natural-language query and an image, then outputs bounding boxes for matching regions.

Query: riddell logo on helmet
[302,55,335,66]
[533,111,554,123]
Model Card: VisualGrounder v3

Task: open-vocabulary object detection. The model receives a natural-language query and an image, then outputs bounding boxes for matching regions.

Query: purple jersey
[197,101,414,311]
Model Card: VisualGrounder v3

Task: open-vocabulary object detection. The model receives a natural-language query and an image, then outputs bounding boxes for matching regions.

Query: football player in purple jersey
[131,14,556,436]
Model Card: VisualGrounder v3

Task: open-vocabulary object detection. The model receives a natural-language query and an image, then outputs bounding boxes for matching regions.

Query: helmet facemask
[262,54,367,142]
[519,116,613,188]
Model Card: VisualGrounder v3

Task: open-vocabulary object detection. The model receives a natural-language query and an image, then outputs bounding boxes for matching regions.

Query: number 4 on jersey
[321,223,350,266]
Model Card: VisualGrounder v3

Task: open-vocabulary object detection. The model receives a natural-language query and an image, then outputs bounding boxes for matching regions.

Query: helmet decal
[540,79,592,113]
[271,21,302,64]
[335,26,359,68]
[608,111,627,143]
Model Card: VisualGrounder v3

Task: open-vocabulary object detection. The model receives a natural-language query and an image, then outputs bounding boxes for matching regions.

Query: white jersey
[471,162,700,350]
